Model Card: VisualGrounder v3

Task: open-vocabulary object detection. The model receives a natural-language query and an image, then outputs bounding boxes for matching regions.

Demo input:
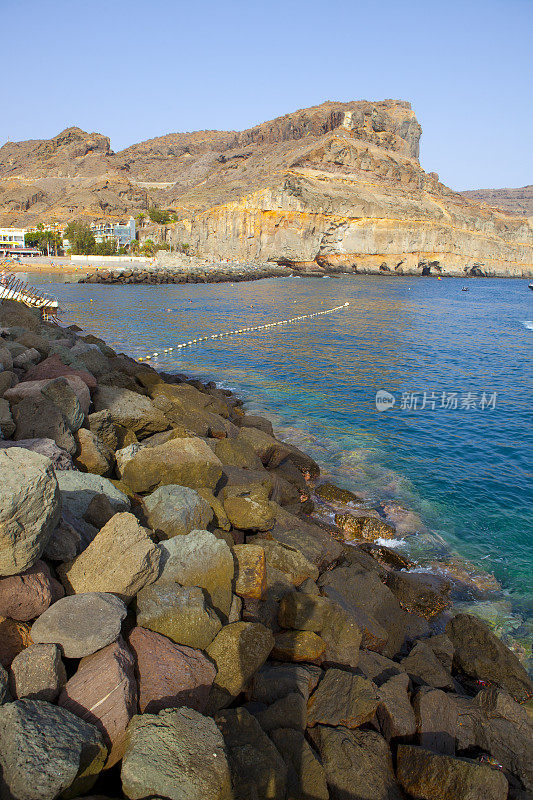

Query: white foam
[523,320,533,330]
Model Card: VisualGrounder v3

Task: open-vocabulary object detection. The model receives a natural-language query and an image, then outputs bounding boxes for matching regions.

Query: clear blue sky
[2,0,531,190]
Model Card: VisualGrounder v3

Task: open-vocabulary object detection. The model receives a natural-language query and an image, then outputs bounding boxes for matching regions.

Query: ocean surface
[28,272,533,663]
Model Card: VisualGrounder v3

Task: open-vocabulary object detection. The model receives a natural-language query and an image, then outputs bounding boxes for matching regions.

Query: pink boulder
[58,637,137,767]
[22,354,97,392]
[0,561,64,621]
[128,626,216,714]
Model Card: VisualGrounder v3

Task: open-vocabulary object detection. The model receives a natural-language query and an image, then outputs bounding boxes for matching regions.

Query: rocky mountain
[460,186,533,216]
[1,102,532,276]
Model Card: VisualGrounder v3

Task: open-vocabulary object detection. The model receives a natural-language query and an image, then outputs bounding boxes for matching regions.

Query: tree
[25,229,63,255]
[136,212,146,227]
[141,239,157,257]
[130,239,140,254]
[65,222,96,255]
[148,208,171,225]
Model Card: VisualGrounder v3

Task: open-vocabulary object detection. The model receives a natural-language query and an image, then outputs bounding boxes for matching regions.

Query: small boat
[529,283,533,291]
[462,287,469,292]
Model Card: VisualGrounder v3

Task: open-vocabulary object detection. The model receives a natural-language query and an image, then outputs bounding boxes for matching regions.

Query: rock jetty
[0,296,531,799]
[78,259,290,285]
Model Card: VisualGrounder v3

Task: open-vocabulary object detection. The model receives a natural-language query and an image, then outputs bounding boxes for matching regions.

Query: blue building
[91,217,136,248]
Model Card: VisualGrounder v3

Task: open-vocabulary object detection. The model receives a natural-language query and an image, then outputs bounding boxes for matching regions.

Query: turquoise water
[29,273,533,659]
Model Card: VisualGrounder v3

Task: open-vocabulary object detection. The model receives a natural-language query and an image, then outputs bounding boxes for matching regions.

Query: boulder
[252,537,319,584]
[240,414,274,436]
[31,592,127,658]
[209,437,264,469]
[128,626,216,714]
[0,699,107,800]
[9,643,66,702]
[357,650,405,685]
[13,395,77,454]
[307,668,380,728]
[22,353,97,391]
[0,300,41,331]
[143,484,213,538]
[59,638,138,767]
[0,617,32,667]
[88,409,118,452]
[0,369,16,396]
[0,663,9,703]
[250,662,322,704]
[320,601,363,668]
[94,385,169,439]
[315,482,363,504]
[318,565,409,658]
[136,583,222,649]
[254,690,307,732]
[0,397,15,437]
[0,559,63,620]
[425,633,455,672]
[74,428,113,476]
[236,426,291,467]
[215,707,287,800]
[260,504,344,571]
[58,512,160,603]
[278,591,332,631]
[122,437,223,493]
[312,725,402,800]
[377,672,416,743]
[335,511,397,542]
[206,622,274,710]
[40,377,86,431]
[386,570,451,618]
[44,510,98,562]
[0,344,13,370]
[233,544,268,600]
[272,630,326,663]
[0,448,61,576]
[0,436,74,470]
[475,687,533,793]
[223,493,275,531]
[83,493,116,529]
[57,469,130,518]
[401,641,455,689]
[13,346,41,368]
[413,687,458,755]
[121,707,232,800]
[396,745,508,800]
[157,529,234,617]
[270,728,329,800]
[114,442,143,477]
[447,614,533,701]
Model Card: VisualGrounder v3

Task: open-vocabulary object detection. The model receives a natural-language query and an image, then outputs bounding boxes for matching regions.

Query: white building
[0,228,27,254]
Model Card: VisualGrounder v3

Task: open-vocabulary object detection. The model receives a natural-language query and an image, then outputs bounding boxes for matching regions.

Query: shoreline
[0,296,531,797]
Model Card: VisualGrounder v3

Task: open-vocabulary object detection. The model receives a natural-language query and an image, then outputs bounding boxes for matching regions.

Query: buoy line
[138,302,350,361]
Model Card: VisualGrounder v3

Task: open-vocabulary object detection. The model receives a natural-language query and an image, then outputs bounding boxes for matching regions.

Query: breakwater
[0,295,531,799]
[79,262,289,285]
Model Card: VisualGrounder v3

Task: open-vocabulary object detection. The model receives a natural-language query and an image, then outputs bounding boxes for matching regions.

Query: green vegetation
[64,222,96,255]
[148,208,172,225]
[176,242,190,254]
[25,226,63,255]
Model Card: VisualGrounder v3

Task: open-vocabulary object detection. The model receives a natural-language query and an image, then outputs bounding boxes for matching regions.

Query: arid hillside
[1,101,531,276]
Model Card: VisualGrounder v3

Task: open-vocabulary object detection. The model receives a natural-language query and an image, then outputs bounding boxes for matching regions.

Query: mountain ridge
[0,100,531,276]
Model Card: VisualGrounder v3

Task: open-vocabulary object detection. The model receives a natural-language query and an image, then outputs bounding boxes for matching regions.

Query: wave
[523,321,533,330]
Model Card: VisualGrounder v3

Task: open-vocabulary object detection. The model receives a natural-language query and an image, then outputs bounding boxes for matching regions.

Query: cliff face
[460,186,533,216]
[0,103,531,276]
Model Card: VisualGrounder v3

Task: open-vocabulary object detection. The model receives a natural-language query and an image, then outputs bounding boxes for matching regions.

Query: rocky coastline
[78,261,290,285]
[0,296,531,800]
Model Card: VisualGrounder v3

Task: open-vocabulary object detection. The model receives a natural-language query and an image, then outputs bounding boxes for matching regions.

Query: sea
[28,272,533,666]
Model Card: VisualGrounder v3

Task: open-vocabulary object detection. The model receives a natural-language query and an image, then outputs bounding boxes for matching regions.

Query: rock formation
[0,102,532,276]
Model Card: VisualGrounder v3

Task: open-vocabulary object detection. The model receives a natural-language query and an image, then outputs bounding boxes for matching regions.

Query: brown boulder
[58,638,137,767]
[9,643,66,702]
[396,745,508,800]
[233,544,268,600]
[0,560,63,621]
[128,626,216,714]
[22,353,97,391]
[272,630,326,663]
[307,668,380,728]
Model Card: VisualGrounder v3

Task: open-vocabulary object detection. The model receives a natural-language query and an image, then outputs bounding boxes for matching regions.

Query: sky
[1,0,531,190]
